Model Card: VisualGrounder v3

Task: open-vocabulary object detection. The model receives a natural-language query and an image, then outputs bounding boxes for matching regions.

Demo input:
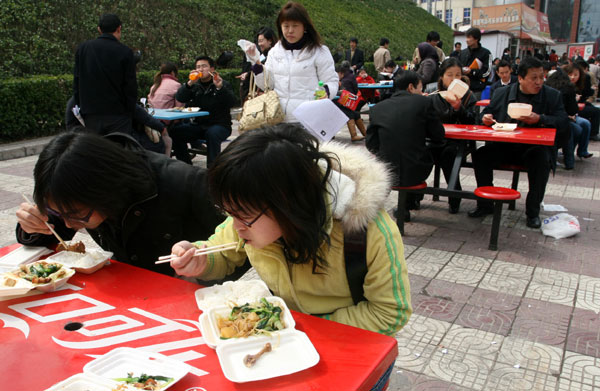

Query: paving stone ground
[1,110,599,390]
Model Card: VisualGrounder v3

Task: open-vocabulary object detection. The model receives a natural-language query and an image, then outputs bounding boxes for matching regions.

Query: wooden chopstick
[21,194,69,249]
[155,242,238,264]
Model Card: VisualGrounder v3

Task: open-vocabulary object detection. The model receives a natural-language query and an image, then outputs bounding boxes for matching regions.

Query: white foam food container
[205,296,319,382]
[0,245,53,269]
[6,261,75,293]
[0,274,34,297]
[46,249,112,274]
[448,79,469,99]
[195,279,271,312]
[83,347,190,390]
[44,373,121,391]
[492,123,518,131]
[183,107,200,112]
[439,90,458,101]
[507,103,532,119]
[216,329,319,383]
[206,296,295,346]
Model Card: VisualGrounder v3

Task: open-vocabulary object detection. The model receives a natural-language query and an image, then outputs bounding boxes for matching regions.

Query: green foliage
[0,0,451,141]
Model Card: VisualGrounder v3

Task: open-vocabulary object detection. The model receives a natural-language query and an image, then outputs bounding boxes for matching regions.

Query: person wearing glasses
[15,131,250,281]
[168,125,411,336]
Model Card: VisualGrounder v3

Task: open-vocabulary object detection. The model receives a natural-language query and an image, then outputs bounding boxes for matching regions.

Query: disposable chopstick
[21,194,69,249]
[155,242,238,264]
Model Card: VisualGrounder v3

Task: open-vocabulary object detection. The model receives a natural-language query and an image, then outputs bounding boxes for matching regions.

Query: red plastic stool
[392,181,427,235]
[474,186,521,250]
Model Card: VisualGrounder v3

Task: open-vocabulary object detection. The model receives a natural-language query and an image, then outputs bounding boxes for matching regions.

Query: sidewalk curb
[0,136,54,162]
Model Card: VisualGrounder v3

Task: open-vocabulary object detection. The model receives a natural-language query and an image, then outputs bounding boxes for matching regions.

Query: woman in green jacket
[170,124,411,338]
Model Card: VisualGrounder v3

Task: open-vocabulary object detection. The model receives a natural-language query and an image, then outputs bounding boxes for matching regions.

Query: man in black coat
[345,37,365,73]
[15,132,248,282]
[73,14,137,135]
[367,71,445,220]
[171,55,236,166]
[458,27,492,97]
[469,57,569,228]
[489,60,518,98]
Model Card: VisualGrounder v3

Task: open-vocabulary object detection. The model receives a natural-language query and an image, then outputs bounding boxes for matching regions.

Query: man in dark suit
[469,57,569,228]
[458,27,492,97]
[366,71,445,221]
[345,37,364,73]
[489,60,518,98]
[73,14,137,135]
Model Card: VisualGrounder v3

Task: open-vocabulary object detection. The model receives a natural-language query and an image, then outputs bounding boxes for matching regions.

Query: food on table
[114,373,174,390]
[243,342,272,368]
[56,240,86,253]
[2,276,17,287]
[12,261,67,284]
[492,123,517,131]
[217,298,285,339]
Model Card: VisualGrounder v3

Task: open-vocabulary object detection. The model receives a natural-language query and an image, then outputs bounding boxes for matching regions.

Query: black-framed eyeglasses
[217,206,267,228]
[46,206,94,223]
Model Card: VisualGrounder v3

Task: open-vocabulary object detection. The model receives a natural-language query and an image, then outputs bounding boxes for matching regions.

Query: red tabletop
[0,244,397,391]
[578,103,585,111]
[475,99,490,107]
[444,124,556,146]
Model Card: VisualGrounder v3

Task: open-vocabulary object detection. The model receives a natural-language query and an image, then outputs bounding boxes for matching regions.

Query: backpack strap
[343,230,368,305]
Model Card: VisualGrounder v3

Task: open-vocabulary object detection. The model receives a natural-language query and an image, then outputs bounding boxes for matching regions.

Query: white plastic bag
[541,213,580,239]
[237,39,260,64]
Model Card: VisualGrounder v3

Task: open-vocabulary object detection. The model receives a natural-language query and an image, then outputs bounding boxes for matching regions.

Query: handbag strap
[249,71,257,99]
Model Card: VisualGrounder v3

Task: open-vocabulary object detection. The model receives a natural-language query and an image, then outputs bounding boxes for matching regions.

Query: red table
[475,99,490,107]
[439,124,556,192]
[0,244,397,391]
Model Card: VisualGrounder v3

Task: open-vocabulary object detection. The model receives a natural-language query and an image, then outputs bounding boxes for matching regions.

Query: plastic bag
[541,213,580,239]
[237,39,260,64]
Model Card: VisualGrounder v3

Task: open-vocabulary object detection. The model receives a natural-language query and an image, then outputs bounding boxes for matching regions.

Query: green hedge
[0,69,243,142]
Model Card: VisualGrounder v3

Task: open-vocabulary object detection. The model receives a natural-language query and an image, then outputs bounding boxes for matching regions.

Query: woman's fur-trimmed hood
[320,141,393,233]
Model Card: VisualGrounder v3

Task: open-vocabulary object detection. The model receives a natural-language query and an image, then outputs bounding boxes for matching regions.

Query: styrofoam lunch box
[0,245,53,271]
[507,103,532,118]
[448,79,469,99]
[204,296,319,382]
[46,347,191,390]
[46,248,113,274]
[82,347,191,389]
[2,261,76,294]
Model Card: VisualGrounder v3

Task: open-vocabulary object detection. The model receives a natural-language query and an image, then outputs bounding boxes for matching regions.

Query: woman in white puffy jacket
[250,2,338,123]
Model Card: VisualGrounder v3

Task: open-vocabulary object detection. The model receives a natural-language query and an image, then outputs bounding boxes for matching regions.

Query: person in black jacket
[15,132,249,282]
[429,58,478,213]
[367,71,445,221]
[458,27,492,97]
[171,55,236,165]
[344,37,365,73]
[73,14,137,135]
[469,57,569,228]
[489,60,518,98]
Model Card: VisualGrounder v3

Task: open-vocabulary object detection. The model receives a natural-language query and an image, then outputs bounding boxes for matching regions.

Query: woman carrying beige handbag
[238,71,284,133]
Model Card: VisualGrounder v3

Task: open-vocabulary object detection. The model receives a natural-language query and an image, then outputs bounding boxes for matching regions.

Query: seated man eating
[469,56,569,228]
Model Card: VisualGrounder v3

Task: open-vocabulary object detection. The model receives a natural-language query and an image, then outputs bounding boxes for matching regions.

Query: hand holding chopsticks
[156,242,237,264]
[21,194,69,249]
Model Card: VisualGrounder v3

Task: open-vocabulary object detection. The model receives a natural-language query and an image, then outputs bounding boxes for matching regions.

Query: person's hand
[16,202,52,235]
[245,44,259,63]
[447,95,462,110]
[576,94,581,101]
[517,112,541,125]
[187,71,200,87]
[169,240,208,277]
[236,72,249,81]
[462,67,471,75]
[482,114,495,126]
[211,71,223,89]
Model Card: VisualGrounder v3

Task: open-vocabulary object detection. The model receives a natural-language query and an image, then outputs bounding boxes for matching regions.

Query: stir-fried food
[218,298,285,339]
[114,373,174,390]
[13,261,66,284]
[56,241,86,253]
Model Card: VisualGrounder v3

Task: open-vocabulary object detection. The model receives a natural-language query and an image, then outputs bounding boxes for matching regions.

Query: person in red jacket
[355,68,380,103]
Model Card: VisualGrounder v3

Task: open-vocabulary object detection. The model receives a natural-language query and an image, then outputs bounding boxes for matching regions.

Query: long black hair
[33,132,154,222]
[437,57,462,91]
[208,124,336,272]
[545,68,576,95]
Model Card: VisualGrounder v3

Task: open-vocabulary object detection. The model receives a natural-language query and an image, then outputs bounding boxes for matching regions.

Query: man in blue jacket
[468,57,569,228]
[73,14,137,135]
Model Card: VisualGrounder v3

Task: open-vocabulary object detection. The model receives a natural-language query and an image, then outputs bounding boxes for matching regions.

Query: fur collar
[320,142,393,233]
